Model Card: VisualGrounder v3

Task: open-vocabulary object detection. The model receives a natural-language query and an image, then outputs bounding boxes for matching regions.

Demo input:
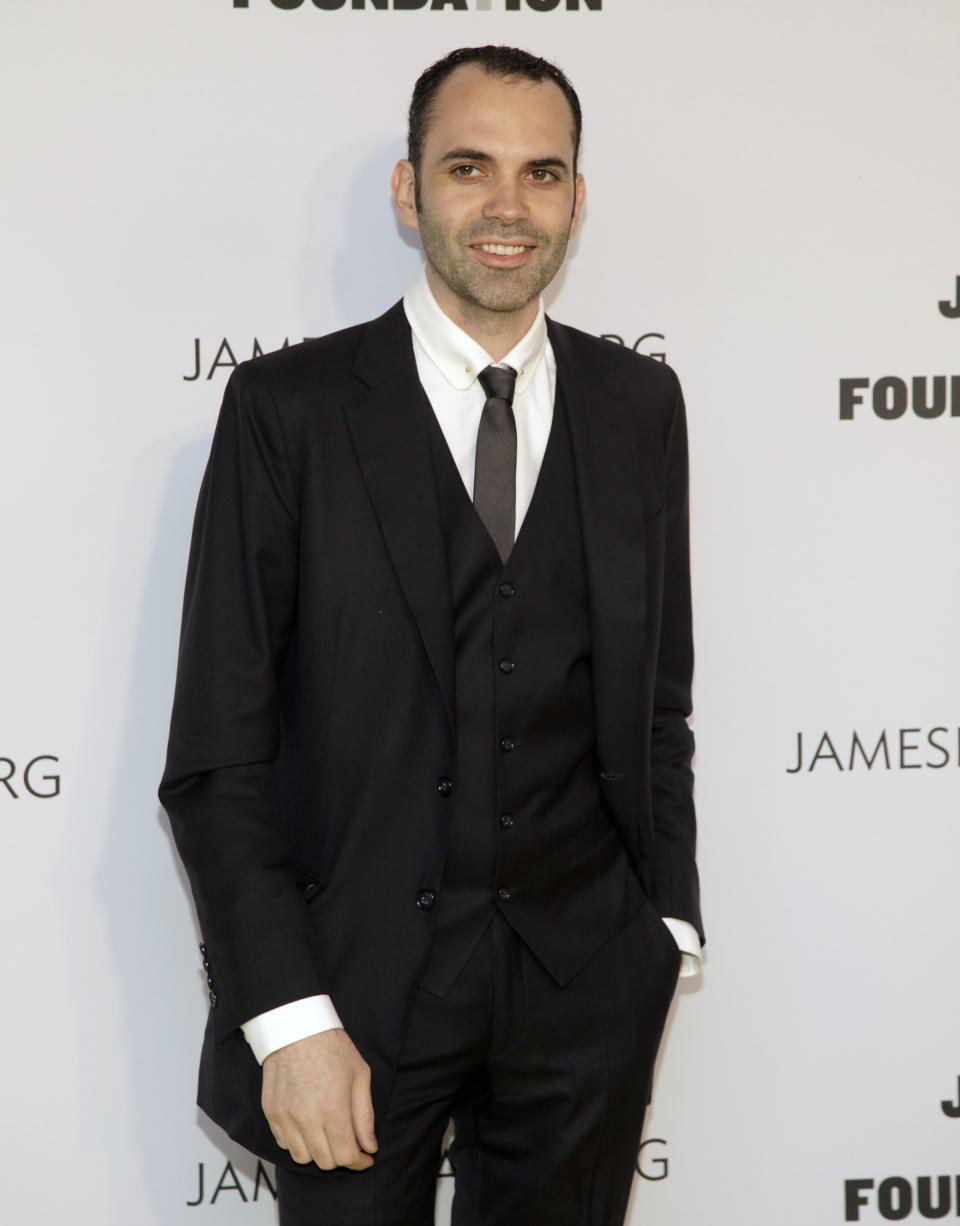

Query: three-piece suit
[159,298,702,1223]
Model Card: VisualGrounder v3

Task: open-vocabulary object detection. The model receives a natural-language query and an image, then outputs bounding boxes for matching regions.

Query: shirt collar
[403,265,547,395]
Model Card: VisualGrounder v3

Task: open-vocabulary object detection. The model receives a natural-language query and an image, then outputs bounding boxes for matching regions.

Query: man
[160,45,703,1226]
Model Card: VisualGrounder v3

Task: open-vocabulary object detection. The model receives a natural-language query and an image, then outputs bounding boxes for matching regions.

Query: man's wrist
[660,916,703,978]
[241,995,343,1065]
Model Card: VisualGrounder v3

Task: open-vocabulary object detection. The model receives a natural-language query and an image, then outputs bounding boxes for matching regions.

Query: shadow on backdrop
[298,139,422,330]
[77,440,275,1220]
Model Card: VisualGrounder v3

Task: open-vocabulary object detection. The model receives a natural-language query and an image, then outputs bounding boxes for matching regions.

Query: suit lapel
[342,304,456,739]
[549,320,648,792]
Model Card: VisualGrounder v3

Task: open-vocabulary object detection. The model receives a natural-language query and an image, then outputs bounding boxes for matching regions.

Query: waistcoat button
[416,889,437,911]
[499,814,514,829]
[497,887,512,903]
[498,659,516,674]
[498,581,516,598]
[436,776,454,797]
[499,737,515,753]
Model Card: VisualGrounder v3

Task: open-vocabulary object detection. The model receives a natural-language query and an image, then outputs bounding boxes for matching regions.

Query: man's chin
[471,292,540,315]
[425,249,558,317]
[463,271,550,315]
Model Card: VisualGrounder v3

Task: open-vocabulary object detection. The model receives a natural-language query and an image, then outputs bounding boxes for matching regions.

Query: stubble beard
[417,207,571,316]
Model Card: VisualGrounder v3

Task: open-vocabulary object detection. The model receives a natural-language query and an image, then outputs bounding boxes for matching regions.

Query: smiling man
[160,45,703,1226]
[394,59,585,343]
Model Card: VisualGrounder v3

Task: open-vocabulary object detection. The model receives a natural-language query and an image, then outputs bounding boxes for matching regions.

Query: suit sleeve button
[416,889,437,911]
[436,776,454,797]
[209,991,218,1007]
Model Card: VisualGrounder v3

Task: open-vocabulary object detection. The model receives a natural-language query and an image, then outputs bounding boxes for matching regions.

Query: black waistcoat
[420,388,643,997]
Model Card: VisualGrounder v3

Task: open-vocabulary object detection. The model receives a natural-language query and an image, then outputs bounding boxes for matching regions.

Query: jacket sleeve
[648,370,703,943]
[159,363,325,1042]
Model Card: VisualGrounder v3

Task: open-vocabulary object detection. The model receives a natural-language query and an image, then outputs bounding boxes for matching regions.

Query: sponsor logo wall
[2,2,957,1222]
[843,1079,960,1221]
[0,756,62,798]
[787,727,960,773]
[232,1,602,11]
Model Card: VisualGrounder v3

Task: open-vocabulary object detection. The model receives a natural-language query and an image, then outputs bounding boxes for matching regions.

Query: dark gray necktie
[474,365,518,563]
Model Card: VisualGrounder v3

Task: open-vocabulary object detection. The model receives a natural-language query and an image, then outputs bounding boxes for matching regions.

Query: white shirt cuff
[241,995,343,1065]
[660,917,703,978]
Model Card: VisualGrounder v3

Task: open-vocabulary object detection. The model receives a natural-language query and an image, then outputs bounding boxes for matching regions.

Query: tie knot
[478,364,517,405]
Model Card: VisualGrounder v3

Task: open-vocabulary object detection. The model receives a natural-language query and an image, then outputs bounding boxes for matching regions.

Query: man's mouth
[474,243,534,256]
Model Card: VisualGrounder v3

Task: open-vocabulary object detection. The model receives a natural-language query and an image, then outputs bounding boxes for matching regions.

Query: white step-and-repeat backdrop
[2,2,958,1222]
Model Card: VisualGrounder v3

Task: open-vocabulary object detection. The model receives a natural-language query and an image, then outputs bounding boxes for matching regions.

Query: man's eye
[452,165,481,178]
[529,168,557,182]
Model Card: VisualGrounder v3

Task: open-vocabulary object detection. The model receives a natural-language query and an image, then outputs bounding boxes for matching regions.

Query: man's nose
[482,177,526,224]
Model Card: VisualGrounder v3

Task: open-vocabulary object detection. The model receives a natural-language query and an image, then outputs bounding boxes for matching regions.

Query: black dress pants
[277,902,681,1226]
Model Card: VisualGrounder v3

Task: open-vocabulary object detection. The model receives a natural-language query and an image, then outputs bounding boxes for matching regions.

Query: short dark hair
[407,45,583,178]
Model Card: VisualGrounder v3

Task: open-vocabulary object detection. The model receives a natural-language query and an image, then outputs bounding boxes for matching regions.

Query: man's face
[393,65,585,324]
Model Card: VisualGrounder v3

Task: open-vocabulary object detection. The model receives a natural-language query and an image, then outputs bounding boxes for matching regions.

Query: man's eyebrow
[437,148,492,164]
[528,156,571,174]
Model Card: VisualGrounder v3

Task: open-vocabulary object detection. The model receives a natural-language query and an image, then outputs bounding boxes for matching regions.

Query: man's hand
[261,1029,378,1170]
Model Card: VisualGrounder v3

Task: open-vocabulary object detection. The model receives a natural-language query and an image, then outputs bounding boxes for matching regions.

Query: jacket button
[206,975,215,989]
[416,889,437,911]
[497,887,513,903]
[209,991,218,1007]
[498,581,516,598]
[198,943,207,956]
[436,776,454,797]
[500,737,515,753]
[498,659,516,675]
[499,814,514,829]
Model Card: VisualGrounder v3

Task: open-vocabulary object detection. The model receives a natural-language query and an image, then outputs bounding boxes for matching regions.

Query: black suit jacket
[159,301,701,1162]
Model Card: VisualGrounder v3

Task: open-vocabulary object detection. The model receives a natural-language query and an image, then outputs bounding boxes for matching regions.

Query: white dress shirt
[241,269,701,1065]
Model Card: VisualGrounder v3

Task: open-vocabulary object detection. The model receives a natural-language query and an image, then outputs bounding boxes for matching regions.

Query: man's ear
[391,160,419,232]
[568,173,586,241]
